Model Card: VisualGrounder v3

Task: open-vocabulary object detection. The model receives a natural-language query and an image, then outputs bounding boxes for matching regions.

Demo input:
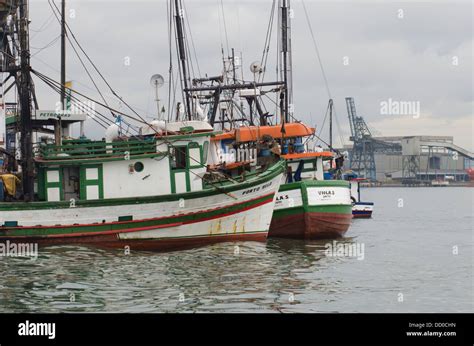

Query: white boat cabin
[35,121,214,202]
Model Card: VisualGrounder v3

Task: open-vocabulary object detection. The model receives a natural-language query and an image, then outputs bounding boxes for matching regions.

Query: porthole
[134,161,144,172]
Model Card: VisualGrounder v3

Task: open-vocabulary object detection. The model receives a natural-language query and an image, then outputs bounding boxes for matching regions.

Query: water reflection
[0,237,358,313]
[2,185,471,315]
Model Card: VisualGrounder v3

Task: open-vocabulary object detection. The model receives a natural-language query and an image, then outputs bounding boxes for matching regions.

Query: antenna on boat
[249,61,262,126]
[150,74,165,120]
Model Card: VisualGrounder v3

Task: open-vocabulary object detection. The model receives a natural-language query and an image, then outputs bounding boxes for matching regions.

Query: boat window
[134,162,144,172]
[170,146,187,169]
[202,141,209,164]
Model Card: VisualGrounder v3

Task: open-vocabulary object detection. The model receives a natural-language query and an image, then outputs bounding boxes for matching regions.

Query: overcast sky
[26,0,473,151]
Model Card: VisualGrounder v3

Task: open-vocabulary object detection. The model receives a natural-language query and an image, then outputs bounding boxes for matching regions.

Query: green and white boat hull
[0,161,285,251]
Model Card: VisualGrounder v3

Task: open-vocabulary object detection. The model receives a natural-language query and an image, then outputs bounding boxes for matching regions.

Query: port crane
[345,97,400,180]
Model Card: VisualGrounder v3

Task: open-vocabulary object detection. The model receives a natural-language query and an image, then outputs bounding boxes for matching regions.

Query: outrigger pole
[18,0,34,201]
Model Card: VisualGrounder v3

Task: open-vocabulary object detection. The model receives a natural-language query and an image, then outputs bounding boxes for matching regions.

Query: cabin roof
[281,151,334,160]
[211,123,315,142]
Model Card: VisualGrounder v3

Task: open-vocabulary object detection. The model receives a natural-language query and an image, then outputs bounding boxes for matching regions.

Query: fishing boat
[181,0,353,239]
[349,178,374,218]
[0,1,286,250]
[0,122,284,250]
[209,124,353,239]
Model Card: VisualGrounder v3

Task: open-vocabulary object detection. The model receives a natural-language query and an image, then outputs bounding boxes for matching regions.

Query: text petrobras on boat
[0,240,38,260]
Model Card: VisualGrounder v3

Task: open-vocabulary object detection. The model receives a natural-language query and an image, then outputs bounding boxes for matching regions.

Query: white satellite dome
[105,123,120,142]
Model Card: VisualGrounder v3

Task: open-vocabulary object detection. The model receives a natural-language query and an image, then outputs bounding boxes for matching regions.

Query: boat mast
[18,0,34,201]
[174,0,192,120]
[60,0,66,124]
[329,98,333,148]
[280,0,290,123]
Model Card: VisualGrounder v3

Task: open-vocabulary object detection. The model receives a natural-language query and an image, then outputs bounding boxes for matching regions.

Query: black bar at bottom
[0,313,472,345]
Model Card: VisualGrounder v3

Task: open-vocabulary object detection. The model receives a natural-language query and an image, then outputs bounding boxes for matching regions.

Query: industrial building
[342,98,473,184]
[341,135,472,183]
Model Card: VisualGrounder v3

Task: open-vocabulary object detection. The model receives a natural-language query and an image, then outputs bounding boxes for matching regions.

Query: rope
[301,0,345,148]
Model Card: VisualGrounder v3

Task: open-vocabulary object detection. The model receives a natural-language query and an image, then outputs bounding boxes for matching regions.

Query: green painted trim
[169,145,190,193]
[37,168,45,200]
[2,194,272,237]
[160,131,218,140]
[279,179,350,192]
[80,164,104,200]
[36,153,165,166]
[0,159,285,211]
[45,168,64,201]
[187,141,204,169]
[273,204,352,218]
[5,116,17,126]
[275,179,352,216]
[300,181,309,212]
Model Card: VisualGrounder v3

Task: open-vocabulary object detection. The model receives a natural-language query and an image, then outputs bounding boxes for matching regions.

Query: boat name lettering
[242,182,272,195]
[318,190,335,196]
[276,194,289,201]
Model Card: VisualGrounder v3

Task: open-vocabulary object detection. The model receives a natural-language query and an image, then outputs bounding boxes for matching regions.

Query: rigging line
[260,0,277,84]
[219,0,230,57]
[333,106,345,148]
[34,72,118,129]
[49,0,145,123]
[183,23,196,87]
[301,0,331,99]
[235,1,243,57]
[39,81,133,135]
[30,34,60,51]
[182,0,201,78]
[42,78,138,135]
[34,73,109,129]
[46,3,109,109]
[29,12,55,39]
[46,0,139,132]
[31,54,149,115]
[301,0,345,147]
[33,70,149,126]
[215,0,225,55]
[170,60,180,122]
[315,100,330,145]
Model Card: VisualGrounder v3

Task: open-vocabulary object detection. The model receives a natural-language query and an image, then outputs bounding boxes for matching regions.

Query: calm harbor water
[0,187,472,313]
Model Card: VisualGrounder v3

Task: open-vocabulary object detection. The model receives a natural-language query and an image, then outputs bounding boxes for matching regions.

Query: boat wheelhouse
[0,121,285,250]
[209,123,353,239]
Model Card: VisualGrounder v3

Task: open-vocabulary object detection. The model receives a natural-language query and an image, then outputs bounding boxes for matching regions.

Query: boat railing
[35,138,159,161]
